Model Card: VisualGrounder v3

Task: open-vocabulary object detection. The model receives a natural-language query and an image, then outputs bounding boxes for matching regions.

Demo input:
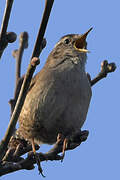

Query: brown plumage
[17,28,92,147]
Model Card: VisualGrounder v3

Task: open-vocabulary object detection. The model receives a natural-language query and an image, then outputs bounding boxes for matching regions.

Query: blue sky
[0,0,120,179]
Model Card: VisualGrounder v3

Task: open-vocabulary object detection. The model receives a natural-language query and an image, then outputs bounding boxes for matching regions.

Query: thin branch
[0,57,40,161]
[87,60,116,86]
[31,0,54,58]
[9,76,24,116]
[9,38,46,116]
[0,0,14,36]
[15,32,29,85]
[3,141,40,162]
[0,0,16,59]
[9,32,29,115]
[0,153,62,176]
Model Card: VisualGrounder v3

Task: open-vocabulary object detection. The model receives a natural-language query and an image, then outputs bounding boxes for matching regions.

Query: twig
[88,60,116,86]
[0,130,89,176]
[3,141,40,162]
[9,37,46,116]
[9,38,46,116]
[9,32,29,115]
[14,32,28,86]
[9,76,24,116]
[0,57,40,161]
[0,0,16,59]
[31,0,54,58]
[0,0,14,37]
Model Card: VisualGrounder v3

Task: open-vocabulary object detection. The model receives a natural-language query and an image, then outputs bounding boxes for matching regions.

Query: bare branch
[0,0,14,36]
[9,32,29,115]
[14,32,29,85]
[9,76,24,116]
[31,0,54,58]
[0,130,89,176]
[3,139,40,162]
[87,60,116,86]
[0,0,16,59]
[0,57,40,161]
[9,37,46,116]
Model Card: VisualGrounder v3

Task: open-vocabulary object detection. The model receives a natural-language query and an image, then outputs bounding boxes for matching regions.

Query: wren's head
[45,28,92,69]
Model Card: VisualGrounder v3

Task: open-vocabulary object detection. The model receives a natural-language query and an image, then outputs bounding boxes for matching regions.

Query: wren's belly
[19,71,92,145]
[37,76,92,144]
[60,80,92,134]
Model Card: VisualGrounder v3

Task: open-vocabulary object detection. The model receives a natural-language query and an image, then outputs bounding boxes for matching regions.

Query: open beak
[74,27,93,53]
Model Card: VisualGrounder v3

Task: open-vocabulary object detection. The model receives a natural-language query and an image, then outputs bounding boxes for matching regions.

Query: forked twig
[87,60,116,86]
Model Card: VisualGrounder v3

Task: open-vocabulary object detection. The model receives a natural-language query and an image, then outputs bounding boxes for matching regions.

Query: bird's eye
[64,38,70,44]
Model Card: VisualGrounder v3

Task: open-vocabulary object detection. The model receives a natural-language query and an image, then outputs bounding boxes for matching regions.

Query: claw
[57,133,63,142]
[31,138,45,177]
[57,134,68,161]
[61,138,68,162]
[34,153,45,177]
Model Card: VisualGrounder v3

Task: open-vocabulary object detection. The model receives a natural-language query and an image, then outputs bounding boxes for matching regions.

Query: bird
[17,28,92,167]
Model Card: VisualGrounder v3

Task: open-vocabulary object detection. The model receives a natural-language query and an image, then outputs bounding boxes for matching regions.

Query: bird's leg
[31,138,45,177]
[59,130,89,161]
[56,133,63,143]
[56,134,68,161]
[61,138,68,161]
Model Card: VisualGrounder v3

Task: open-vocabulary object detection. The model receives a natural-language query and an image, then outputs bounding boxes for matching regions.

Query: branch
[0,0,16,59]
[9,33,46,116]
[31,0,54,58]
[87,60,116,86]
[9,32,29,115]
[14,32,29,86]
[0,57,40,161]
[3,139,40,162]
[0,130,89,176]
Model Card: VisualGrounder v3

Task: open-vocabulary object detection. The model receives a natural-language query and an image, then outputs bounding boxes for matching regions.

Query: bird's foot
[33,152,45,177]
[57,130,89,161]
[61,138,68,162]
[31,138,45,177]
[56,133,68,162]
